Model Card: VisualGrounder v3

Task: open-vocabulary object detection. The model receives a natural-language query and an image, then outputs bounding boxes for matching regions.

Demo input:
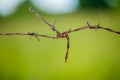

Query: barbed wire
[0,7,120,63]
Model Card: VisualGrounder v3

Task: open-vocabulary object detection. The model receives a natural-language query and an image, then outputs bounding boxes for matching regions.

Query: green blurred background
[0,0,120,80]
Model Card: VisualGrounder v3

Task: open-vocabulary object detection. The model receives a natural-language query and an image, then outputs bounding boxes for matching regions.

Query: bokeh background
[0,0,120,80]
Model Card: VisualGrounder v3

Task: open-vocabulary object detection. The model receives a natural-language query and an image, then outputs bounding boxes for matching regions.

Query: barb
[29,7,60,34]
[53,19,56,26]
[34,35,40,41]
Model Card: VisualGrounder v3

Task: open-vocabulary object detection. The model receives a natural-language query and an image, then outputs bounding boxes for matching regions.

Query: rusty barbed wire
[0,7,120,63]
